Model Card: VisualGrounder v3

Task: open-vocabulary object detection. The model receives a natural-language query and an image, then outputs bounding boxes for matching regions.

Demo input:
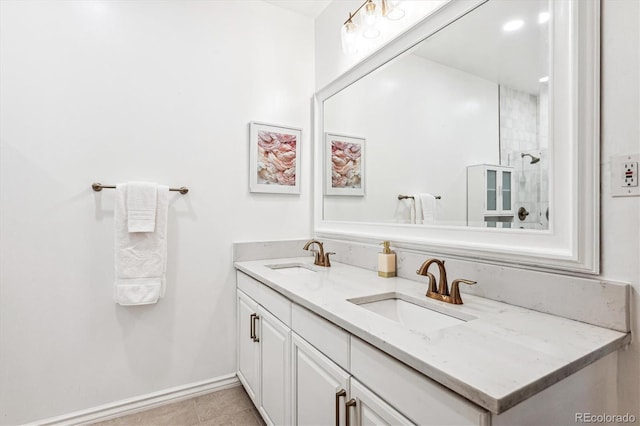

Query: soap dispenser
[378,241,396,278]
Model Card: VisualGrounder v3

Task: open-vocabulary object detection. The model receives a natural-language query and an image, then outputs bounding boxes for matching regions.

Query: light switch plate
[612,153,640,197]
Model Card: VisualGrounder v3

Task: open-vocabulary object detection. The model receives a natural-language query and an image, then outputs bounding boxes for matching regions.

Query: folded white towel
[127,181,158,232]
[415,193,437,224]
[114,183,169,306]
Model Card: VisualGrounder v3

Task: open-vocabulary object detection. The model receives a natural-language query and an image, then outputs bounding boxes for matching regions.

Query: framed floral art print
[249,122,301,194]
[325,133,365,196]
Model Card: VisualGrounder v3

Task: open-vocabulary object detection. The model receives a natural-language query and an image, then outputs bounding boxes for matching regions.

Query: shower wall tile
[500,86,548,230]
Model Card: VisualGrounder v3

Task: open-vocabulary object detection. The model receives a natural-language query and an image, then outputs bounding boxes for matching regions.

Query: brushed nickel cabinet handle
[335,389,346,426]
[345,398,356,426]
[252,314,260,342]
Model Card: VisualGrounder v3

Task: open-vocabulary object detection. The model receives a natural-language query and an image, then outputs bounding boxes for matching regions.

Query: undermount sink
[266,263,317,275]
[348,292,474,335]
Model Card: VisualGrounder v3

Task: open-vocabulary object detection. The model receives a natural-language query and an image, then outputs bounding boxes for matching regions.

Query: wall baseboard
[28,374,240,426]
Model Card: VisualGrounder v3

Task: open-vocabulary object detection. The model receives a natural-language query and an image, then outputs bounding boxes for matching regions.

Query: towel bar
[92,183,189,194]
[398,194,441,200]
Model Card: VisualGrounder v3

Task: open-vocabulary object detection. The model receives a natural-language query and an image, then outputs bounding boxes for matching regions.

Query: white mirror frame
[313,0,600,274]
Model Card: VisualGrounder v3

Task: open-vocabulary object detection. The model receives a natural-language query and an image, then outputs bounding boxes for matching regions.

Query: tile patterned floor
[93,385,265,426]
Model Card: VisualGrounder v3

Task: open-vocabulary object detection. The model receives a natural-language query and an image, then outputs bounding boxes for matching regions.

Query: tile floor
[93,385,265,426]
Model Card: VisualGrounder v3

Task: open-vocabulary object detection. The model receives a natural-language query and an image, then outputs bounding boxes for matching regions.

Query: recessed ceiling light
[503,19,524,32]
[539,76,549,83]
[538,12,550,24]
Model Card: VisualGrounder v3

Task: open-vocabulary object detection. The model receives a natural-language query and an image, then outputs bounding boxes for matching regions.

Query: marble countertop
[234,257,630,414]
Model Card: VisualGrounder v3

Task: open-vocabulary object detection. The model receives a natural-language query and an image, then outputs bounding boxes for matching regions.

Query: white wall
[323,53,499,224]
[317,0,640,417]
[600,0,640,415]
[0,1,313,424]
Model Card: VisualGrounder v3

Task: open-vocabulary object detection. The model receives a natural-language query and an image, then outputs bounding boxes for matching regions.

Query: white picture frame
[325,133,365,196]
[249,122,302,194]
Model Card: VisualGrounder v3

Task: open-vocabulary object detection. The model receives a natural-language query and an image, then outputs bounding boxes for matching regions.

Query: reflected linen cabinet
[467,164,515,228]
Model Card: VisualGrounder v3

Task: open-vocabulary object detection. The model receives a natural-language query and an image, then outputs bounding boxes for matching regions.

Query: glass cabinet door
[486,169,497,211]
[502,171,512,212]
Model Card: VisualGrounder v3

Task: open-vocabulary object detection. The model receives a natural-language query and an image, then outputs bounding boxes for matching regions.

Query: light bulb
[385,0,405,20]
[361,0,380,39]
[341,19,358,54]
[364,0,377,25]
[503,19,524,32]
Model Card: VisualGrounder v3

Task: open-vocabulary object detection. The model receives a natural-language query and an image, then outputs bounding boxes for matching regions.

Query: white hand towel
[114,183,169,306]
[414,195,424,224]
[127,181,158,232]
[417,193,437,224]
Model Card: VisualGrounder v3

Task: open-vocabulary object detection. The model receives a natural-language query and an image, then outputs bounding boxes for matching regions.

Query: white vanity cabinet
[291,332,414,426]
[291,333,350,426]
[237,271,489,426]
[236,268,621,426]
[237,274,292,426]
[467,164,515,228]
[350,338,490,426]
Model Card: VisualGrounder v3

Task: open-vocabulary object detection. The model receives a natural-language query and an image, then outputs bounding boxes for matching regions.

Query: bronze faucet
[416,258,476,304]
[303,240,334,267]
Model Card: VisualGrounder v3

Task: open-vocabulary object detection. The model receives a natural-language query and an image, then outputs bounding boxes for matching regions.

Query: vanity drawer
[237,272,291,327]
[350,338,490,426]
[291,304,350,370]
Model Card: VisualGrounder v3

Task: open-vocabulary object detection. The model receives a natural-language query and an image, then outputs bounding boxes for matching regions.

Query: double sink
[267,263,474,336]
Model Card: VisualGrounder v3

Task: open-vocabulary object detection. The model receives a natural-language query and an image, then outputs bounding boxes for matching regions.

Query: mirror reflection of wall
[323,0,550,231]
[324,54,499,225]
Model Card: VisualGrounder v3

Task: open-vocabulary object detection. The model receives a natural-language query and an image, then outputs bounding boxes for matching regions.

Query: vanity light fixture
[502,19,524,32]
[341,0,406,53]
[538,12,550,24]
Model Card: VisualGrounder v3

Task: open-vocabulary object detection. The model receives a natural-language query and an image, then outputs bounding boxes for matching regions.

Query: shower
[521,153,540,164]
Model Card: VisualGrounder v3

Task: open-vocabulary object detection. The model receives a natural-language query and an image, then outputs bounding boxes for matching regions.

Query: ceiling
[412,0,548,95]
[263,0,332,19]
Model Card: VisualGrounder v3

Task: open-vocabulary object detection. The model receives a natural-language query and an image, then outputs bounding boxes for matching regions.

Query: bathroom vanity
[234,257,629,426]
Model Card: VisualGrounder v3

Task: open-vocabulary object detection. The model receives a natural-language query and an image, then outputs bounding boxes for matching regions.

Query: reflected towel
[415,193,437,224]
[114,183,169,306]
[126,181,157,232]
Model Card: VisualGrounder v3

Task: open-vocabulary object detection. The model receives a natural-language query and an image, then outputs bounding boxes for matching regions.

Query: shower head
[521,153,541,164]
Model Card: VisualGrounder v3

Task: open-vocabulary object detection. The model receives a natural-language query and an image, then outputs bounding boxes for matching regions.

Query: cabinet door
[501,170,512,213]
[349,379,414,426]
[292,333,350,426]
[259,307,291,426]
[237,290,260,405]
[485,168,497,212]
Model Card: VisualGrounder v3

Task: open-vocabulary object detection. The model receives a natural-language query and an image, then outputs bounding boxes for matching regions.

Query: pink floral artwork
[257,131,297,186]
[331,139,362,188]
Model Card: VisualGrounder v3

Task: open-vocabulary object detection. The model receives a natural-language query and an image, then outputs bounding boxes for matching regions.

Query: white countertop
[234,257,630,414]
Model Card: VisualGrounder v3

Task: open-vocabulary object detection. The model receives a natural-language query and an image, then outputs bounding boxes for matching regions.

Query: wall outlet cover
[611,154,640,197]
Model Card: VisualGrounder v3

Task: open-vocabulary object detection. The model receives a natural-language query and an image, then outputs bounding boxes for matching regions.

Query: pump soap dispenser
[378,241,396,278]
